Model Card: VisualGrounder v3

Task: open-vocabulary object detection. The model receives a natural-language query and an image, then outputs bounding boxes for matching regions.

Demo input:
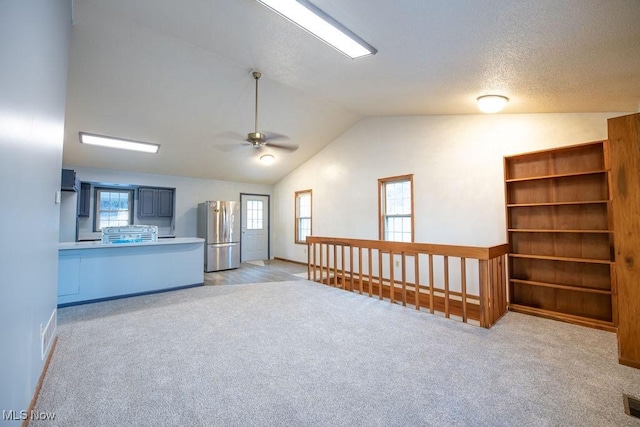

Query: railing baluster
[414,253,420,311]
[313,243,317,282]
[318,243,323,283]
[500,256,506,318]
[349,245,354,292]
[479,259,489,328]
[492,257,500,323]
[333,245,338,286]
[368,248,373,297]
[378,250,383,300]
[358,247,363,295]
[500,255,506,316]
[340,244,345,289]
[428,254,434,314]
[389,251,395,304]
[401,252,407,307]
[307,241,311,281]
[444,255,450,318]
[461,257,467,323]
[326,244,331,286]
[491,258,497,324]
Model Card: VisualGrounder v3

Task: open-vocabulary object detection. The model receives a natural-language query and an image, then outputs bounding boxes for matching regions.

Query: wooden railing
[306,237,509,328]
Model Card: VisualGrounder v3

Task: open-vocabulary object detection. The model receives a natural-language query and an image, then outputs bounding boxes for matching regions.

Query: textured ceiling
[63,0,640,184]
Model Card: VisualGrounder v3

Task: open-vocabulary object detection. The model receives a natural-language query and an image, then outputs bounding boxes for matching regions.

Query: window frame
[294,189,313,244]
[378,174,414,242]
[93,187,134,231]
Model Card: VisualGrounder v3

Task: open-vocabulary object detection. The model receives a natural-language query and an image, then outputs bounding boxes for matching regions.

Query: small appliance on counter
[198,201,240,272]
[101,225,158,244]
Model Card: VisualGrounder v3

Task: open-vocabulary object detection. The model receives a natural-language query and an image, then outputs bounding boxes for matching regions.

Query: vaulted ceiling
[63,0,640,184]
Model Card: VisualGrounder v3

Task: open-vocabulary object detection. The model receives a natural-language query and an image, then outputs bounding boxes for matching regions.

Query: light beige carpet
[33,280,640,426]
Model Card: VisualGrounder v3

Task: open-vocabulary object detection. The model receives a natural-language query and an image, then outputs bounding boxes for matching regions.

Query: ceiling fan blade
[266,142,299,153]
[213,131,246,141]
[213,142,251,152]
[262,131,290,142]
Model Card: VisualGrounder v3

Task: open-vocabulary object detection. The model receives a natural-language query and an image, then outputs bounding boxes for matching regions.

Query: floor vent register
[624,394,640,419]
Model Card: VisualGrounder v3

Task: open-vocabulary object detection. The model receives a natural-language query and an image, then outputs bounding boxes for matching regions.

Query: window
[295,190,312,243]
[378,174,414,242]
[94,188,134,230]
[246,200,264,230]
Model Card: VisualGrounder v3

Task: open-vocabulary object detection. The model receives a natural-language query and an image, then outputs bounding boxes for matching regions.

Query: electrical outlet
[303,247,307,254]
[395,260,400,268]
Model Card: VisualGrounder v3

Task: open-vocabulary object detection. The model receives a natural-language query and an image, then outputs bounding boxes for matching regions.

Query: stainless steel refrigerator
[197,201,240,272]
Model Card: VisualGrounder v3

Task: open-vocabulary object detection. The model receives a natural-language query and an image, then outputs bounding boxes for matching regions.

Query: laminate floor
[204,259,308,286]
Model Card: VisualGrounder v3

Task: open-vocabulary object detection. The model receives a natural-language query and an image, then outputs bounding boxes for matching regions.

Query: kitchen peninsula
[58,237,204,307]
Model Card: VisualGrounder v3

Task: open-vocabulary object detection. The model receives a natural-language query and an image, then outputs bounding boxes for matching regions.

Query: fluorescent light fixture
[79,132,160,154]
[260,154,275,165]
[255,0,376,59]
[477,95,509,113]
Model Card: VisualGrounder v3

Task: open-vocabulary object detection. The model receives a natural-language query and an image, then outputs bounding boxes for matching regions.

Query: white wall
[0,0,71,422]
[274,113,629,263]
[59,167,274,251]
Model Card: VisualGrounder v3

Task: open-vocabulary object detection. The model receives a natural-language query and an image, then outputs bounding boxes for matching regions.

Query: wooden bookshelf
[504,141,616,331]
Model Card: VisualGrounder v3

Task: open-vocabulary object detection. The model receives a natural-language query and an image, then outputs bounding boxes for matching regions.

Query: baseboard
[619,357,640,370]
[508,304,617,333]
[273,257,307,266]
[23,335,58,427]
[57,282,204,308]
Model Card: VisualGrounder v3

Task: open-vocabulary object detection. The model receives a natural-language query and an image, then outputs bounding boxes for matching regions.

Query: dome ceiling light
[260,154,275,165]
[477,95,509,114]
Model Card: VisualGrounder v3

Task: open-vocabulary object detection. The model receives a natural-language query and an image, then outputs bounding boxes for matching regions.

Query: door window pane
[247,200,263,230]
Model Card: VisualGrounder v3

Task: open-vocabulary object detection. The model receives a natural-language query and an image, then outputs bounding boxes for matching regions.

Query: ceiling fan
[216,70,298,153]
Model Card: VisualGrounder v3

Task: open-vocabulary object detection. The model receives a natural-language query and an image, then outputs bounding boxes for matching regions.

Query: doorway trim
[239,193,271,261]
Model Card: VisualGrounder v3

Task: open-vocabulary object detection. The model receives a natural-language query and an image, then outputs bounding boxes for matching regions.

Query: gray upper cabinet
[78,182,91,217]
[61,169,79,192]
[138,187,174,218]
[138,187,157,217]
[157,189,174,217]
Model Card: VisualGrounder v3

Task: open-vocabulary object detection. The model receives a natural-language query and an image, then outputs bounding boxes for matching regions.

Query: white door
[240,194,269,262]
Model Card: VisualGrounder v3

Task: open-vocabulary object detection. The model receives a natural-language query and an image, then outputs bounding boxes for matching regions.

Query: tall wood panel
[608,113,640,369]
[504,141,616,331]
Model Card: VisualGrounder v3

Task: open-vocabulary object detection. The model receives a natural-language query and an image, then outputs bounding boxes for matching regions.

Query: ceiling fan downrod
[253,70,261,134]
[247,70,264,146]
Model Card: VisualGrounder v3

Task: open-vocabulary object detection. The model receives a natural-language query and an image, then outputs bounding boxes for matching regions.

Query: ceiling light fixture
[477,95,509,114]
[255,0,376,59]
[260,154,275,165]
[79,132,160,154]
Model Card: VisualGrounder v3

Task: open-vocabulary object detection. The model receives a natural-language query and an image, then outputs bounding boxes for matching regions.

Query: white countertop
[59,237,204,251]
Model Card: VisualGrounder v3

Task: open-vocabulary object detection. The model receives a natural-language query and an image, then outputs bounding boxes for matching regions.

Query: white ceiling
[63,0,640,184]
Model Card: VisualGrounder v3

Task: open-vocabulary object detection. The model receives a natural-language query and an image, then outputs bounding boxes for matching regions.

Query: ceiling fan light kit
[477,95,509,113]
[247,132,267,146]
[260,154,275,165]
[255,0,376,59]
